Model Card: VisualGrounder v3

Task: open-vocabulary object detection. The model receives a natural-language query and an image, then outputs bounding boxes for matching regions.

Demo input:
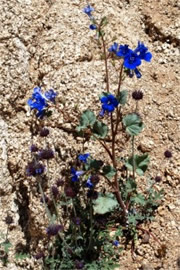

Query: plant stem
[117,61,124,96]
[93,135,113,161]
[132,136,135,180]
[114,62,124,135]
[101,35,110,92]
[87,199,93,252]
[110,113,127,218]
[38,180,52,222]
[136,226,162,246]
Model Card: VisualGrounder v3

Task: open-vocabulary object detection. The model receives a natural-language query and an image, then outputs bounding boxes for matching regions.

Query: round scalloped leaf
[93,193,119,215]
[77,110,96,131]
[92,120,108,138]
[123,113,144,136]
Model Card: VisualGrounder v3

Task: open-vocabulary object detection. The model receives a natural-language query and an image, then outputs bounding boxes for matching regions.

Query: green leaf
[131,193,146,206]
[117,90,128,105]
[125,178,137,193]
[1,241,12,253]
[101,16,108,27]
[128,214,137,226]
[15,253,30,260]
[93,193,119,214]
[103,165,116,179]
[125,154,150,176]
[123,113,144,136]
[90,159,103,171]
[77,110,96,131]
[99,92,109,99]
[92,120,108,138]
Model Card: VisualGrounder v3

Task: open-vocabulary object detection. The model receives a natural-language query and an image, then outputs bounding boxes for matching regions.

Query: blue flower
[28,87,57,118]
[113,240,119,247]
[89,24,97,30]
[100,94,119,116]
[115,42,152,79]
[116,44,130,57]
[124,50,141,70]
[78,153,90,163]
[134,68,142,78]
[108,42,119,53]
[45,89,57,103]
[28,87,47,117]
[86,177,94,189]
[71,168,84,182]
[134,41,152,62]
[83,5,94,17]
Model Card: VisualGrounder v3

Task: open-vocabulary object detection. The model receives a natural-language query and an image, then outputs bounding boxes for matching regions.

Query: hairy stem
[101,35,110,92]
[38,180,52,222]
[94,135,113,161]
[117,61,124,96]
[87,199,93,252]
[110,114,127,217]
[132,136,135,180]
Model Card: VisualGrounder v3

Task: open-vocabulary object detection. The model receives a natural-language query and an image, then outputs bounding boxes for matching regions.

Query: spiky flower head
[38,149,54,160]
[46,224,63,237]
[164,150,172,158]
[132,90,143,100]
[40,128,49,137]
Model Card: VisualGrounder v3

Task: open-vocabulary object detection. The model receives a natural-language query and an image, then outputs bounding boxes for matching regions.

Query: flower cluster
[83,5,97,30]
[71,168,84,182]
[109,42,152,78]
[26,161,45,176]
[28,87,57,118]
[100,94,119,116]
[78,153,90,163]
[46,224,63,237]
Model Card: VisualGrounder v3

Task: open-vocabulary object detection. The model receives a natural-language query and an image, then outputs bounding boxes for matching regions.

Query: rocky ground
[0,0,179,269]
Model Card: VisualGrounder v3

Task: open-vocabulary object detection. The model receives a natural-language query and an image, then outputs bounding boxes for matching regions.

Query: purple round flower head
[65,187,76,198]
[134,41,152,62]
[72,217,81,226]
[100,94,119,116]
[51,185,59,197]
[30,144,39,152]
[89,24,97,30]
[83,5,94,17]
[164,150,172,158]
[75,260,84,269]
[87,190,98,200]
[71,168,84,182]
[132,90,143,100]
[116,44,130,57]
[113,240,119,247]
[26,161,45,176]
[155,176,162,183]
[40,128,49,137]
[38,149,54,160]
[40,194,49,204]
[86,177,94,189]
[46,224,63,237]
[108,42,119,53]
[34,252,44,260]
[78,153,90,163]
[4,215,13,225]
[91,175,100,185]
[124,50,141,70]
[45,89,57,103]
[56,178,64,187]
